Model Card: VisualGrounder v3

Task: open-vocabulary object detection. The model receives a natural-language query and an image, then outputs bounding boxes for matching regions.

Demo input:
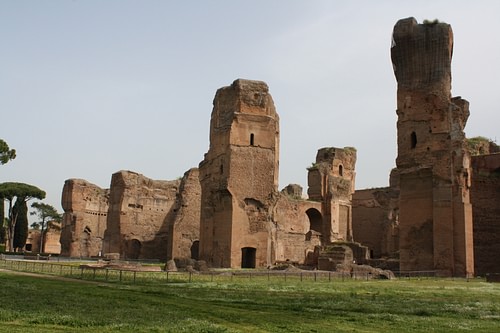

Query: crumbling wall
[391,17,474,276]
[274,189,322,264]
[352,187,399,258]
[60,179,109,257]
[103,170,179,260]
[167,168,201,260]
[471,153,500,275]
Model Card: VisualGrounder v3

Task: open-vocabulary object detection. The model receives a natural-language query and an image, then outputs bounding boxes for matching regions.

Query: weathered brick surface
[471,154,500,275]
[352,187,399,258]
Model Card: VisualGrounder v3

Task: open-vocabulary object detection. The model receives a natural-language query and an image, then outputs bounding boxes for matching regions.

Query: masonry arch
[306,208,323,241]
[306,208,323,233]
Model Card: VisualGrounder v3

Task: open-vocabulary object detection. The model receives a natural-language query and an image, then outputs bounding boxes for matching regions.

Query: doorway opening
[191,240,200,260]
[241,247,256,268]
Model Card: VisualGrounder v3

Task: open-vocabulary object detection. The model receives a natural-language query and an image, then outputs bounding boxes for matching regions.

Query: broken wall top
[110,170,180,193]
[61,178,109,212]
[314,147,357,170]
[211,79,279,130]
[391,17,453,91]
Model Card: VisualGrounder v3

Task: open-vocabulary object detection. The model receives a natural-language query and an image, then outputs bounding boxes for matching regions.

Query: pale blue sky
[1,1,499,215]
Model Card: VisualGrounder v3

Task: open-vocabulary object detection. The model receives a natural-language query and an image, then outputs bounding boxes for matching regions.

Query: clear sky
[1,1,499,216]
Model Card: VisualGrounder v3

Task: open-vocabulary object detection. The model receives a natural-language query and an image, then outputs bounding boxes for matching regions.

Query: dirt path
[0,268,109,285]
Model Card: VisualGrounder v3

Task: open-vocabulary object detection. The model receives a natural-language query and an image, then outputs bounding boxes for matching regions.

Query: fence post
[284,272,287,282]
[133,271,136,284]
[166,271,169,283]
[329,272,331,282]
[211,272,214,282]
[80,267,83,279]
[119,270,122,282]
[314,272,317,282]
[267,271,270,282]
[93,268,96,280]
[300,272,303,282]
[189,271,192,283]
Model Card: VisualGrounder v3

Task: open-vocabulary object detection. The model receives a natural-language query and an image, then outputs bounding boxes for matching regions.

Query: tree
[0,201,5,247]
[30,202,62,253]
[0,139,16,165]
[13,200,28,251]
[0,182,45,252]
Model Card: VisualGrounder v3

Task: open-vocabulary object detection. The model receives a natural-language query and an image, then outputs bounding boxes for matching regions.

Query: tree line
[1,139,61,253]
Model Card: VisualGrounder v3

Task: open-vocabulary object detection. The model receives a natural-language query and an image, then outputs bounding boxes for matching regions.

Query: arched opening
[306,208,323,234]
[411,131,417,149]
[128,239,141,259]
[241,247,256,268]
[220,164,223,174]
[339,165,343,176]
[191,240,200,260]
[250,133,255,146]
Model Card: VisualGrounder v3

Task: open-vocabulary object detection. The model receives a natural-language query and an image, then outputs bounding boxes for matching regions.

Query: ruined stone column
[391,17,474,277]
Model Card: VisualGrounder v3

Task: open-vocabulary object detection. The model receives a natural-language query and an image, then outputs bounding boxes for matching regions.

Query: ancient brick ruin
[197,79,358,268]
[198,79,281,268]
[103,171,180,260]
[391,18,474,277]
[61,170,200,261]
[60,179,109,257]
[58,18,499,276]
[60,80,359,268]
[307,147,357,243]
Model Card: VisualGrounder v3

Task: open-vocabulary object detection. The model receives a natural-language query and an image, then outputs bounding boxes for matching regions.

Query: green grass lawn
[0,271,499,332]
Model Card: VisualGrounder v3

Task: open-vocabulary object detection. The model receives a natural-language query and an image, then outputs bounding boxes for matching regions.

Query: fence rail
[0,258,441,284]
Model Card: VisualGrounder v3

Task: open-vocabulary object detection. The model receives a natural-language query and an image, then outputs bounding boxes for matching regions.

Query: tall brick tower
[391,18,474,277]
[198,79,280,268]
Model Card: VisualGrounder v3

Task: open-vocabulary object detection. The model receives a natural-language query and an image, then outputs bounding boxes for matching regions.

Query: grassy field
[0,271,499,332]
